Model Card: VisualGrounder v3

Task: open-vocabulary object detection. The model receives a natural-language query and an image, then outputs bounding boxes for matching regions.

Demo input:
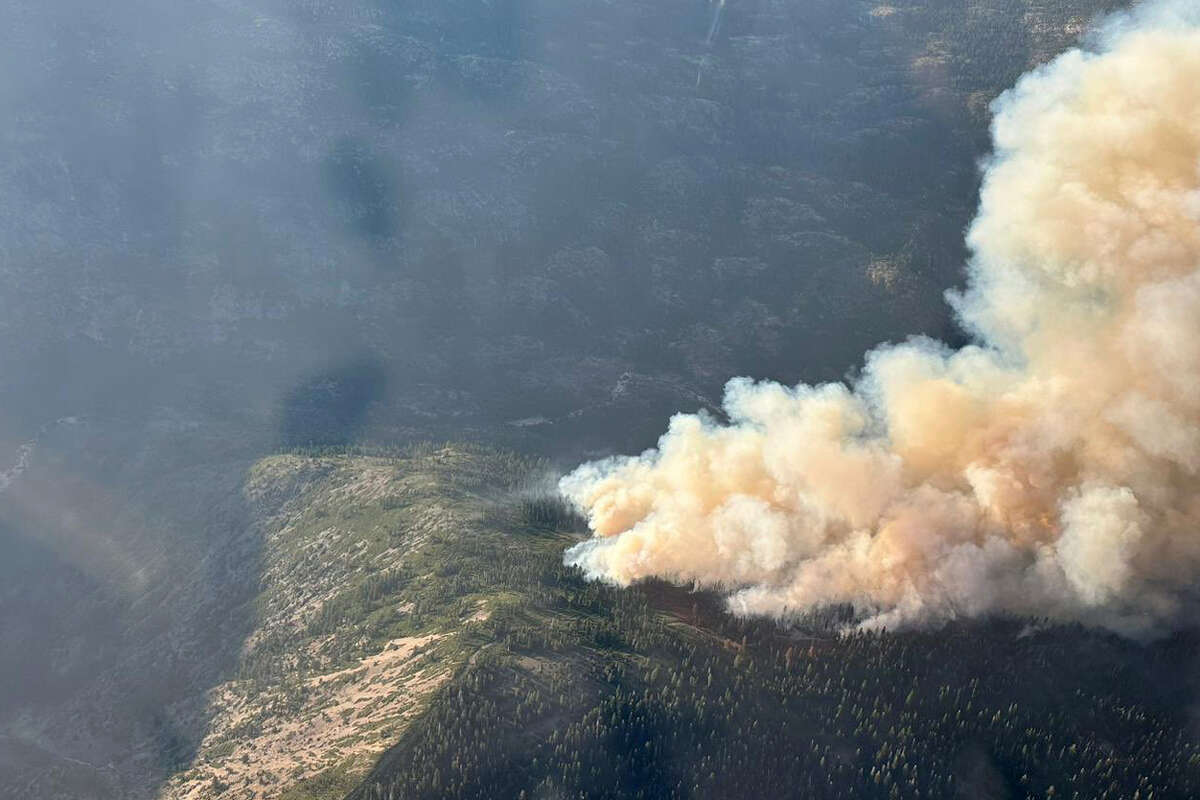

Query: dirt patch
[159,634,451,800]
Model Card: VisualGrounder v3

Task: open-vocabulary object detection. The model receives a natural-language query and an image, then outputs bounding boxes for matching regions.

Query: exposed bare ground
[159,634,449,800]
[158,451,496,800]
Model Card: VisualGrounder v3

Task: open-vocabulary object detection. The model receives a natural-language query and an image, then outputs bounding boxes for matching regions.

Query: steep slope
[158,445,548,799]
[347,537,1200,800]
[82,440,1196,800]
[0,420,261,800]
[133,443,1200,800]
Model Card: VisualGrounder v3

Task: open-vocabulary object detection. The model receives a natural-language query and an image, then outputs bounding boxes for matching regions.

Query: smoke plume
[561,1,1200,635]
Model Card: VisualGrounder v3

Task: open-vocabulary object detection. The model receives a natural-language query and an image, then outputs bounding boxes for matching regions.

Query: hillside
[0,0,1126,455]
[1,1,1181,798]
[156,445,546,799]
[145,445,1200,800]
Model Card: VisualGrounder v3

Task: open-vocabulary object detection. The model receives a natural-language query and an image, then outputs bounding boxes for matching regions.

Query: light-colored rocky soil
[162,634,448,800]
[156,448,503,800]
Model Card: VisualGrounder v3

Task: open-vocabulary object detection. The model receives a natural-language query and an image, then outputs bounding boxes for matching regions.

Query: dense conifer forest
[234,446,1200,800]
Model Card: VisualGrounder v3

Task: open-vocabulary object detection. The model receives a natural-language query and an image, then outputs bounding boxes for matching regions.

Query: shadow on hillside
[0,416,265,799]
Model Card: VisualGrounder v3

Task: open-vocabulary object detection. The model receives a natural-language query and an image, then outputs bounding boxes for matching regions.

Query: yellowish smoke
[561,4,1200,635]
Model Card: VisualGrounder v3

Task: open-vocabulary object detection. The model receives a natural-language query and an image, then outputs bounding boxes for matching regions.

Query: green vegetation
[165,443,585,798]
[216,443,1199,800]
[237,443,548,682]
[146,441,1200,800]
[138,433,1198,800]
[280,763,360,800]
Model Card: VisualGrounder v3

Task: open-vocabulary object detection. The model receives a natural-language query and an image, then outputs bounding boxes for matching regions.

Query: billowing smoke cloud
[561,1,1200,636]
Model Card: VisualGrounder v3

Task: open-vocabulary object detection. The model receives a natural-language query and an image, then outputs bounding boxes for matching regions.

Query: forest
[232,445,1200,800]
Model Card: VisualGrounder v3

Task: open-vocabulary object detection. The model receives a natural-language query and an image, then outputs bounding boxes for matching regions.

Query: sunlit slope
[151,443,1200,800]
[160,444,561,800]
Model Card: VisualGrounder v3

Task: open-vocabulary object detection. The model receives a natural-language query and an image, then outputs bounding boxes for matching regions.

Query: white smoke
[561,1,1200,636]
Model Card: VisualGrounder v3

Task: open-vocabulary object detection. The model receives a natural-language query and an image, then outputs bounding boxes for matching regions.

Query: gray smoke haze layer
[563,0,1200,636]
